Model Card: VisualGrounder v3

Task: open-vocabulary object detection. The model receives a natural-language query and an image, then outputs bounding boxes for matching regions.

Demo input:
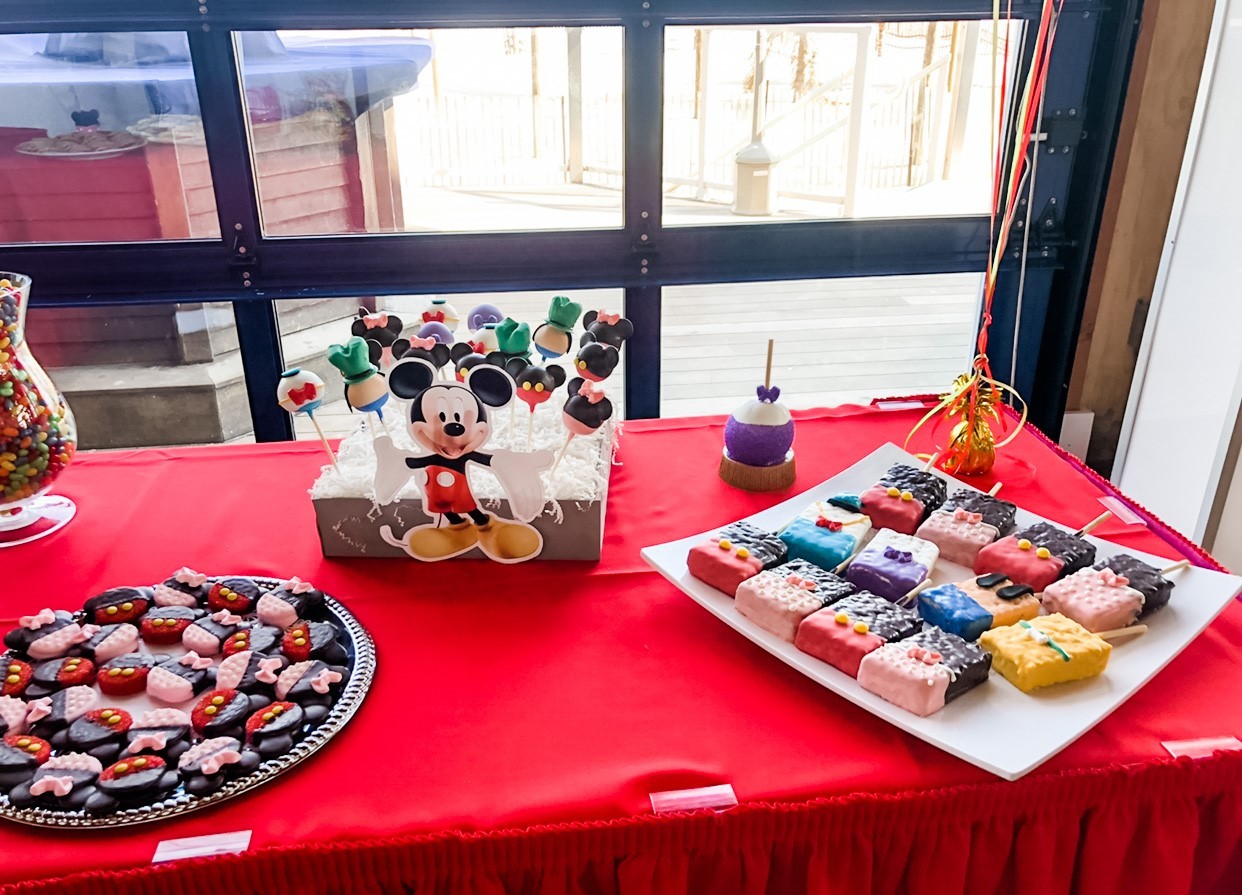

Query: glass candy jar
[0,273,77,544]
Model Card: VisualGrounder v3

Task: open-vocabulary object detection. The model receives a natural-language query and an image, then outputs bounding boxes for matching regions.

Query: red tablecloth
[2,403,1241,895]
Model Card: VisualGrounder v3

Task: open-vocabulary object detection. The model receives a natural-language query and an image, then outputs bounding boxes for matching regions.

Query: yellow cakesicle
[979,613,1111,693]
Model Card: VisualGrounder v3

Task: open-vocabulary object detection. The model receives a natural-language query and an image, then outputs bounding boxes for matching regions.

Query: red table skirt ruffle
[11,751,1242,895]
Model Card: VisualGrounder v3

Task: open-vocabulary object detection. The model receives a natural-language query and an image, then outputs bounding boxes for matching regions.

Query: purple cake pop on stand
[719,340,797,492]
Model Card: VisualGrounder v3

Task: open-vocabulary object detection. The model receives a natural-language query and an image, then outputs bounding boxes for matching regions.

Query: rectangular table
[2,402,1241,895]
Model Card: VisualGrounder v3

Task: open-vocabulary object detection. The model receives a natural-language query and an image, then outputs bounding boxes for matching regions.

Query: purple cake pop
[724,385,794,468]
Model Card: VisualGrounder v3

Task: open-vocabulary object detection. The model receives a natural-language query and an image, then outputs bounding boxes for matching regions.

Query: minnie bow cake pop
[532,295,583,360]
[372,358,553,563]
[351,309,407,369]
[580,309,633,349]
[551,379,614,476]
[400,336,453,377]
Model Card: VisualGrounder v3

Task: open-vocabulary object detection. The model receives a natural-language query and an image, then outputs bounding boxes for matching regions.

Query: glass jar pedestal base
[0,494,76,547]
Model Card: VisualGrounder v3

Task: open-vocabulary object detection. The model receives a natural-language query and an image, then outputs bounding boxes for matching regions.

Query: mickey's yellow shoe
[403,522,479,561]
[476,519,543,563]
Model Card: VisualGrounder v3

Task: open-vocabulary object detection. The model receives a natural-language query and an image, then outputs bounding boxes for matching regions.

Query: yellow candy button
[535,383,545,392]
[717,539,732,551]
[900,490,913,502]
[522,382,532,391]
[735,547,750,560]
[834,612,849,625]
[886,486,900,497]
[853,621,870,634]
[1017,538,1032,551]
[1036,547,1052,560]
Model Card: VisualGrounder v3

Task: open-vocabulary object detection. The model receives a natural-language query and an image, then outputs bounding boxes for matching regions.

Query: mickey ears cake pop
[719,339,796,492]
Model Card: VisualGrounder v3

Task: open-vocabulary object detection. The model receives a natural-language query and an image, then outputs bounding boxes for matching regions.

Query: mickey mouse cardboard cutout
[373,358,553,563]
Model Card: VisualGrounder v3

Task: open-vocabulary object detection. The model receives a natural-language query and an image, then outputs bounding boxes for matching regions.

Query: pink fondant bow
[577,380,606,403]
[1098,569,1130,588]
[362,312,390,330]
[26,698,52,724]
[211,610,245,626]
[179,651,213,671]
[421,310,445,324]
[175,567,208,587]
[30,776,74,798]
[784,574,818,592]
[310,668,343,694]
[595,310,621,326]
[952,507,984,525]
[79,624,102,639]
[128,732,168,754]
[200,749,243,776]
[906,647,943,665]
[815,517,843,532]
[19,608,56,630]
[408,336,437,351]
[284,576,314,595]
[255,657,284,685]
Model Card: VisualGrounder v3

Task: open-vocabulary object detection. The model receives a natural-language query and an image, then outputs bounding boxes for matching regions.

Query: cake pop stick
[923,452,940,472]
[1161,559,1191,575]
[551,378,613,475]
[276,368,337,470]
[515,365,567,451]
[1095,624,1149,644]
[1075,511,1112,537]
[988,482,1003,496]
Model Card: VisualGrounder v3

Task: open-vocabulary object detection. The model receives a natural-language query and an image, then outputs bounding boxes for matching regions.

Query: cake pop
[516,364,567,450]
[719,340,796,491]
[351,309,406,369]
[419,298,460,332]
[468,322,501,355]
[580,309,633,350]
[399,336,452,377]
[276,369,337,469]
[327,337,388,431]
[416,322,455,345]
[532,295,582,361]
[450,345,490,382]
[552,378,613,474]
[467,303,503,331]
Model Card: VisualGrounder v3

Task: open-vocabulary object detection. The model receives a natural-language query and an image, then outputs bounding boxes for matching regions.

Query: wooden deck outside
[292,272,980,441]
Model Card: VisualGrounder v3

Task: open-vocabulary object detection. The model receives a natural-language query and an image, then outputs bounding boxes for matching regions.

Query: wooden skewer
[1096,624,1148,644]
[764,338,774,390]
[1075,511,1113,537]
[1160,559,1191,576]
[308,415,340,471]
[922,451,940,472]
[988,481,1003,497]
[900,579,934,607]
[549,434,576,476]
[526,412,535,453]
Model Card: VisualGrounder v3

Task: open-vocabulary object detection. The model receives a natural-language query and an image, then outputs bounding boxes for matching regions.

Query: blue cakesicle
[917,583,993,642]
[780,517,858,570]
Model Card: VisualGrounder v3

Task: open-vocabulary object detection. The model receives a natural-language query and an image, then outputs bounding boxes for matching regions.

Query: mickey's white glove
[488,449,553,522]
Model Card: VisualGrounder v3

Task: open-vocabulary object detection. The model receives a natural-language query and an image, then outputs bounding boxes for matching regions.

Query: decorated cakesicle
[686,521,788,597]
[978,614,1111,693]
[940,573,1039,632]
[735,558,856,642]
[1093,556,1187,617]
[915,483,1016,566]
[859,459,947,535]
[793,593,922,677]
[844,529,939,603]
[857,626,992,716]
[1039,567,1146,633]
[973,514,1109,592]
[779,494,872,572]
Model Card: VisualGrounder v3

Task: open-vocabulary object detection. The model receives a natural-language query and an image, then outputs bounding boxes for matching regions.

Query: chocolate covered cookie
[0,733,50,788]
[274,660,345,724]
[51,708,132,764]
[183,610,247,657]
[124,709,193,765]
[282,621,347,664]
[86,755,180,813]
[245,701,305,758]
[24,656,96,700]
[2,658,32,698]
[4,610,86,660]
[178,736,261,796]
[153,567,210,607]
[74,623,139,663]
[7,753,102,811]
[191,689,269,740]
[97,653,165,697]
[215,650,286,697]
[83,587,153,626]
[207,577,262,614]
[25,685,98,740]
[146,652,215,704]
[222,623,283,657]
[140,606,203,645]
[257,577,325,629]
[0,695,27,737]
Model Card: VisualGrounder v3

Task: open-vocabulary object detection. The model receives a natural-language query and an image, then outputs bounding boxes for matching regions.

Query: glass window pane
[661,274,981,416]
[663,21,1022,226]
[0,33,220,243]
[275,289,625,441]
[237,28,624,237]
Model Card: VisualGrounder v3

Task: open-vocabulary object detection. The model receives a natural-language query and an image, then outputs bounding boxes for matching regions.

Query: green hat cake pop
[533,295,583,360]
[327,335,388,417]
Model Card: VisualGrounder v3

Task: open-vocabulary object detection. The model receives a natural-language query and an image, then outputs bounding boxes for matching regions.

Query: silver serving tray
[0,576,375,828]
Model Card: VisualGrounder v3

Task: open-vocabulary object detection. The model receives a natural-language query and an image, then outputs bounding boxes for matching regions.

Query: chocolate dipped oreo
[2,658,32,698]
[25,686,98,740]
[74,623,139,664]
[87,754,180,814]
[191,689,269,740]
[7,752,103,810]
[0,733,50,788]
[97,653,165,697]
[245,701,305,757]
[257,577,325,629]
[24,656,96,700]
[153,567,210,608]
[51,708,132,764]
[4,609,86,660]
[222,623,282,657]
[206,577,262,614]
[146,652,215,704]
[124,709,193,765]
[83,587,153,626]
[282,620,347,664]
[274,660,346,724]
[140,605,204,645]
[215,650,286,697]
[178,736,261,797]
[182,610,246,657]
[0,696,27,737]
